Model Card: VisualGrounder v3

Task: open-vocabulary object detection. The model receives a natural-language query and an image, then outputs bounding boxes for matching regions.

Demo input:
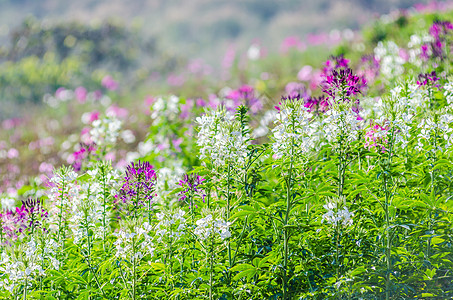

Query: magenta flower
[178,173,206,205]
[417,71,441,88]
[322,68,366,101]
[72,142,97,171]
[102,75,119,91]
[116,161,157,217]
[365,122,389,153]
[75,86,87,103]
[226,85,263,114]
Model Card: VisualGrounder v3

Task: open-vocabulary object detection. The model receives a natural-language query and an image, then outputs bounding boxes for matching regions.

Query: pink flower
[75,86,87,103]
[280,36,306,54]
[297,66,313,81]
[102,75,119,91]
[7,148,19,159]
[365,122,389,152]
[107,105,128,119]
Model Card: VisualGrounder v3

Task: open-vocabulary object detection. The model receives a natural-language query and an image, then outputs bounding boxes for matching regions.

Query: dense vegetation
[1,3,453,300]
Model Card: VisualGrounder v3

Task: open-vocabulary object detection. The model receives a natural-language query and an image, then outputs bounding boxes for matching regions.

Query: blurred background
[0,0,436,118]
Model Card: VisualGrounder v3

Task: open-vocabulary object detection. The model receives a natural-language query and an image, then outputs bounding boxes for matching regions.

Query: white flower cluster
[90,115,122,147]
[272,102,318,159]
[444,81,453,105]
[194,214,231,241]
[0,238,59,293]
[151,95,180,124]
[374,41,405,81]
[407,34,428,66]
[196,108,250,167]
[154,209,187,243]
[322,107,362,145]
[113,222,155,261]
[47,167,79,235]
[416,114,453,152]
[322,202,354,227]
[154,162,186,206]
[69,182,105,245]
[380,83,430,149]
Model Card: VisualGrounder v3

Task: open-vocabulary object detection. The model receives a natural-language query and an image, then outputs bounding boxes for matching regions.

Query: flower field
[1,3,453,300]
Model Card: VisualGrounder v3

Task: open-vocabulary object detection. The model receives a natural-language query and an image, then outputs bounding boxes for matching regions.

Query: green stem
[384,127,395,300]
[283,136,295,300]
[209,240,214,300]
[226,165,232,271]
[23,277,27,300]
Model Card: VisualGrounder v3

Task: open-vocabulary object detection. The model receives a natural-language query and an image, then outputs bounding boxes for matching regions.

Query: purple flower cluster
[0,198,48,241]
[421,21,453,60]
[322,68,366,101]
[303,95,329,113]
[177,173,206,204]
[226,85,263,114]
[417,71,440,88]
[117,161,157,213]
[72,142,97,171]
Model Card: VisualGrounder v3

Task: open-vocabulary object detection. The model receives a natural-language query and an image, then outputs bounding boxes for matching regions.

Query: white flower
[322,201,354,227]
[89,115,122,147]
[374,41,405,81]
[322,107,361,145]
[196,108,250,167]
[272,99,318,159]
[194,214,231,241]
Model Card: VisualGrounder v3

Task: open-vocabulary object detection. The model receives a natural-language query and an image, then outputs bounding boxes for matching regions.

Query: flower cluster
[72,142,97,171]
[89,115,122,148]
[364,122,389,152]
[0,237,59,293]
[177,173,206,204]
[225,85,262,114]
[117,161,156,212]
[417,71,440,88]
[113,222,154,261]
[196,108,250,167]
[416,114,453,152]
[421,21,453,61]
[322,201,354,227]
[322,68,365,102]
[69,182,105,245]
[272,95,318,159]
[322,106,362,145]
[154,209,187,243]
[194,214,231,241]
[374,41,406,81]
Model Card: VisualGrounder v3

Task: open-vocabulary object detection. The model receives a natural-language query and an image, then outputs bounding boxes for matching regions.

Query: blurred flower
[364,122,389,152]
[101,75,119,91]
[74,87,87,103]
[280,36,306,54]
[297,65,313,81]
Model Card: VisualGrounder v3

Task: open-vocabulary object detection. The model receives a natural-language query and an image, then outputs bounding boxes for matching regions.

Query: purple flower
[20,198,48,234]
[322,68,366,101]
[417,71,441,88]
[178,173,206,205]
[117,161,157,216]
[422,21,453,61]
[72,142,97,171]
[226,85,263,114]
[102,75,119,91]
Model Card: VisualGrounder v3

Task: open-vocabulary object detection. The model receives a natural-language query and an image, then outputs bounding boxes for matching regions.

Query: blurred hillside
[0,0,433,63]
